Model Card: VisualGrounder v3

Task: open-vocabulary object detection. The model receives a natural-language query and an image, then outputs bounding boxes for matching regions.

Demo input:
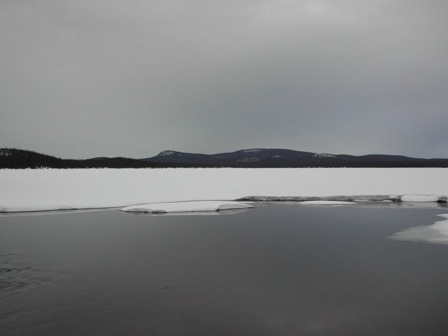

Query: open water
[1,205,448,336]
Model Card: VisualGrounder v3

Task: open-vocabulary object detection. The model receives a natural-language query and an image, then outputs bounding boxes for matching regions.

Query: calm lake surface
[1,205,448,336]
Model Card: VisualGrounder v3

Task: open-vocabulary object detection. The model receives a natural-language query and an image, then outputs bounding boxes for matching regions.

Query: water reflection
[0,253,48,294]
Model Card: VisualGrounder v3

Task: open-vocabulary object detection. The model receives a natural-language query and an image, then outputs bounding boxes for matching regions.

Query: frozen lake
[1,168,447,212]
[1,204,448,335]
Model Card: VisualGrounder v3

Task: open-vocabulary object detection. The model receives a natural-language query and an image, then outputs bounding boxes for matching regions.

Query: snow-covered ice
[0,168,447,213]
[121,201,253,214]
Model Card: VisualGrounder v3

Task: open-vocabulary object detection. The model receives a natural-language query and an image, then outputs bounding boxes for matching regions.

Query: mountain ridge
[1,147,447,168]
[142,148,447,167]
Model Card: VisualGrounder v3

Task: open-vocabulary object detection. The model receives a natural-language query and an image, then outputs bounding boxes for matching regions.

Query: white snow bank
[121,201,253,214]
[0,168,447,213]
[390,214,448,245]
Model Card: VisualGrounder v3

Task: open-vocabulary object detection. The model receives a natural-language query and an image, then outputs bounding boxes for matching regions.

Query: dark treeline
[0,149,153,169]
[0,148,212,169]
[1,148,448,168]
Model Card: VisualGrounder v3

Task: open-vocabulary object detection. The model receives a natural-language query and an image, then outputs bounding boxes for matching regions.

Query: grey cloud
[0,0,447,158]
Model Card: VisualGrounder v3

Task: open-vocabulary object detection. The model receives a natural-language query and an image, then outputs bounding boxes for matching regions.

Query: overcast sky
[1,0,447,159]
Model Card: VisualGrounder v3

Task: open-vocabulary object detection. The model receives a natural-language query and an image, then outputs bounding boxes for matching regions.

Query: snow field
[0,168,447,213]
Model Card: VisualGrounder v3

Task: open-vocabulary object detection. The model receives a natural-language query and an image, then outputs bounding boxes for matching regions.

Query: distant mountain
[1,147,448,168]
[142,148,448,168]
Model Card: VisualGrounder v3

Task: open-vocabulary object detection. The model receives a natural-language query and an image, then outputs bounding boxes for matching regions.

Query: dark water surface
[1,205,448,336]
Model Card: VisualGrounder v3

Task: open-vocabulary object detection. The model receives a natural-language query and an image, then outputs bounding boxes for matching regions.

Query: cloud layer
[1,0,447,158]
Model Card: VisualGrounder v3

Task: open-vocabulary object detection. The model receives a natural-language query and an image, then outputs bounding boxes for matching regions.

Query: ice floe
[390,214,448,245]
[121,201,253,214]
[300,201,356,206]
[237,195,398,203]
[399,194,445,203]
